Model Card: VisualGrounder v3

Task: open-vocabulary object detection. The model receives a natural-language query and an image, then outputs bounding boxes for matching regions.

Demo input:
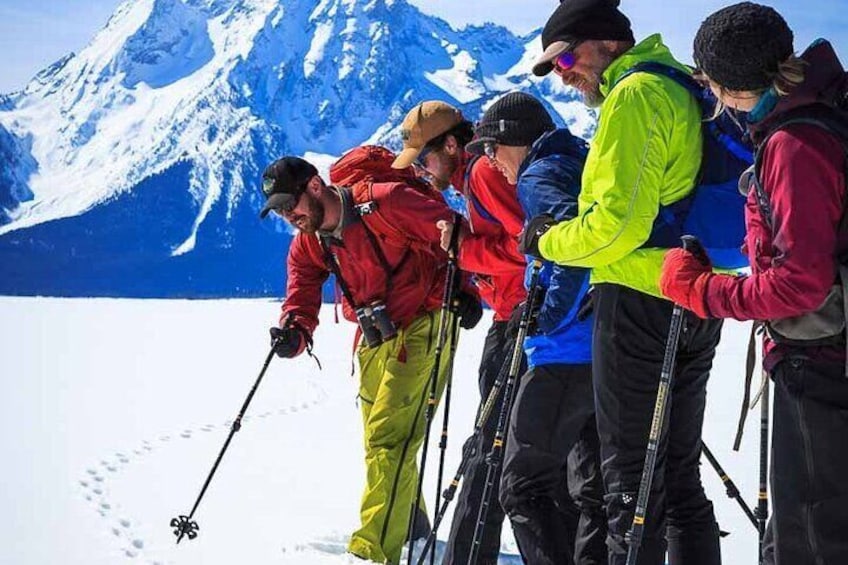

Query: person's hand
[269,324,307,358]
[659,248,713,318]
[453,292,483,330]
[436,219,467,254]
[505,294,545,338]
[518,214,555,259]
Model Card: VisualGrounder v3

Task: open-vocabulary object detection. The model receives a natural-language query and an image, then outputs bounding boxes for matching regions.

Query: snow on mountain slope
[0,0,591,297]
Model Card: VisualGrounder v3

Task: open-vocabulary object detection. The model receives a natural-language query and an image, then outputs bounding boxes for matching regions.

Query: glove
[453,292,483,330]
[505,295,545,338]
[518,214,555,259]
[269,324,307,358]
[659,248,713,319]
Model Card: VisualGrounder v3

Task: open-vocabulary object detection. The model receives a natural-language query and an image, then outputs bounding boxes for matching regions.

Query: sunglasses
[263,176,306,217]
[273,191,303,216]
[416,144,435,169]
[483,141,498,161]
[553,42,582,74]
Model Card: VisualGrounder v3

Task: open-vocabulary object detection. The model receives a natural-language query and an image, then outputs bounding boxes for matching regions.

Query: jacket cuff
[691,273,714,319]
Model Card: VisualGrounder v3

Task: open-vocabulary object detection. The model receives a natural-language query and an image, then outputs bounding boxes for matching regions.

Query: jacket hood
[750,39,847,142]
[519,128,588,178]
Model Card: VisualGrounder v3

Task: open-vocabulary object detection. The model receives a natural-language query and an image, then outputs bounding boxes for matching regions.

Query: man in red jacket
[260,148,482,564]
[393,101,527,564]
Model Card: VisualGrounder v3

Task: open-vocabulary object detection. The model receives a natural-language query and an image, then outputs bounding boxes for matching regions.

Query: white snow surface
[0,297,763,564]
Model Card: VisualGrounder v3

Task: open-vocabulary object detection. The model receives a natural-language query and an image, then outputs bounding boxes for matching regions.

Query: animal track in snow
[78,380,328,562]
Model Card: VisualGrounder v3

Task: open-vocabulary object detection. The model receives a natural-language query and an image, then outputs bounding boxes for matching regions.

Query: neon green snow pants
[347,311,456,564]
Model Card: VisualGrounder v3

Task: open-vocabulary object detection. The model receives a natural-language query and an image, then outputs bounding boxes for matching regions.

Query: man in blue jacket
[466,91,606,565]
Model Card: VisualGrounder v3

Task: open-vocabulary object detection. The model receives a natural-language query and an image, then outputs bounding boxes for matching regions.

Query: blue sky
[1,0,845,93]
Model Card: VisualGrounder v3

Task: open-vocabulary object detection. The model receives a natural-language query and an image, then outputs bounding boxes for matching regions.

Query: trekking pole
[701,442,757,529]
[625,235,705,565]
[406,214,463,564]
[428,316,461,565]
[468,259,543,565]
[170,341,279,543]
[413,344,515,565]
[755,373,770,564]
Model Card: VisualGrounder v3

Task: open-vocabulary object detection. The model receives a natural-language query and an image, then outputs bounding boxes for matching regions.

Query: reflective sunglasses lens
[555,51,576,72]
[484,142,496,160]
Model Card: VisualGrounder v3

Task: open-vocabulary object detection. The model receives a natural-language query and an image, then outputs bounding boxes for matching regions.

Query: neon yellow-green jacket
[538,34,702,298]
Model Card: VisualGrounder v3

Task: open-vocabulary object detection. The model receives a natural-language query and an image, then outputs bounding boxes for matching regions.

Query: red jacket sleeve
[383,183,479,298]
[280,234,329,336]
[459,159,526,275]
[705,125,846,320]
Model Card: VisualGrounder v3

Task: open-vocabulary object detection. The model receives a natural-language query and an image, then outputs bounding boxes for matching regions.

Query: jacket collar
[748,39,846,144]
[600,34,687,99]
[518,128,587,178]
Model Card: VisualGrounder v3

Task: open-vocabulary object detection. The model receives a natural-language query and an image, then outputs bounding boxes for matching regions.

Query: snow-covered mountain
[0,0,593,297]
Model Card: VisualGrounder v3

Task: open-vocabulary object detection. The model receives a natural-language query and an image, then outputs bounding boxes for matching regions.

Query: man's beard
[430,151,461,191]
[580,49,617,109]
[293,196,325,234]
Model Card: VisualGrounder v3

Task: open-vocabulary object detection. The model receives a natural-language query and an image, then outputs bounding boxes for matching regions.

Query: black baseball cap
[259,157,318,218]
[533,0,634,77]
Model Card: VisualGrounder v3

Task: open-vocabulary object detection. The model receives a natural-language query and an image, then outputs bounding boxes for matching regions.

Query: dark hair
[424,120,474,151]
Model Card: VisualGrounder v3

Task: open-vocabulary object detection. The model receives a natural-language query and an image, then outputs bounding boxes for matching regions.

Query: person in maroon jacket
[393,101,527,564]
[260,148,482,564]
[660,4,848,563]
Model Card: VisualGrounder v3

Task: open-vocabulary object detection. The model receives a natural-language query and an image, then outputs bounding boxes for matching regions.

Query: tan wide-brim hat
[391,101,464,169]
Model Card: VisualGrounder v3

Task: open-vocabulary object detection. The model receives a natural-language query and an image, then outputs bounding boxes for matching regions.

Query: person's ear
[306,175,323,195]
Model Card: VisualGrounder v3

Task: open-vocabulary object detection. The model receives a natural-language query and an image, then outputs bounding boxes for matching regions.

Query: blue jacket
[517,129,593,367]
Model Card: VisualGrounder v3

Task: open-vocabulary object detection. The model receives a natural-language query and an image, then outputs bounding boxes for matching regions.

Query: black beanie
[534,0,634,76]
[466,92,555,155]
[694,2,794,91]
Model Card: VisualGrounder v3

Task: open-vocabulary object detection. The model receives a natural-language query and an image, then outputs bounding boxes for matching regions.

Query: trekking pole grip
[681,235,709,265]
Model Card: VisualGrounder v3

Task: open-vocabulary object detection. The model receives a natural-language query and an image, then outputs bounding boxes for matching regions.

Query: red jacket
[451,153,527,321]
[703,41,847,367]
[281,156,469,339]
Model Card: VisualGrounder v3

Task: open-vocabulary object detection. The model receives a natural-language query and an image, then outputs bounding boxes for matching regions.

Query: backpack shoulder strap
[463,155,498,224]
[752,106,848,229]
[613,61,701,98]
[351,181,413,248]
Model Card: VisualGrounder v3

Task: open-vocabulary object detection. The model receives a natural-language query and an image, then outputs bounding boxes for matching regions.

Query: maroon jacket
[451,153,527,321]
[703,41,847,368]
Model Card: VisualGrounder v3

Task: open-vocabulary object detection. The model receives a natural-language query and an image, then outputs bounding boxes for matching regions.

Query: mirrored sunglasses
[553,42,582,74]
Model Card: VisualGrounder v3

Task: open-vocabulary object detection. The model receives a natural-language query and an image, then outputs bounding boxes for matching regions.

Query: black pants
[500,363,607,565]
[444,321,522,565]
[766,354,848,565]
[593,284,722,565]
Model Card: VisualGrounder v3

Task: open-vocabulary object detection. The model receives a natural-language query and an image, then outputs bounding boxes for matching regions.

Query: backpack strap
[615,62,753,250]
[463,155,499,224]
[318,235,362,310]
[751,106,848,230]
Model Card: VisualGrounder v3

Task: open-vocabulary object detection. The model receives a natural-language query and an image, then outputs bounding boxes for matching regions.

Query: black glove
[453,292,483,330]
[518,214,555,259]
[269,324,306,358]
[506,294,545,339]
